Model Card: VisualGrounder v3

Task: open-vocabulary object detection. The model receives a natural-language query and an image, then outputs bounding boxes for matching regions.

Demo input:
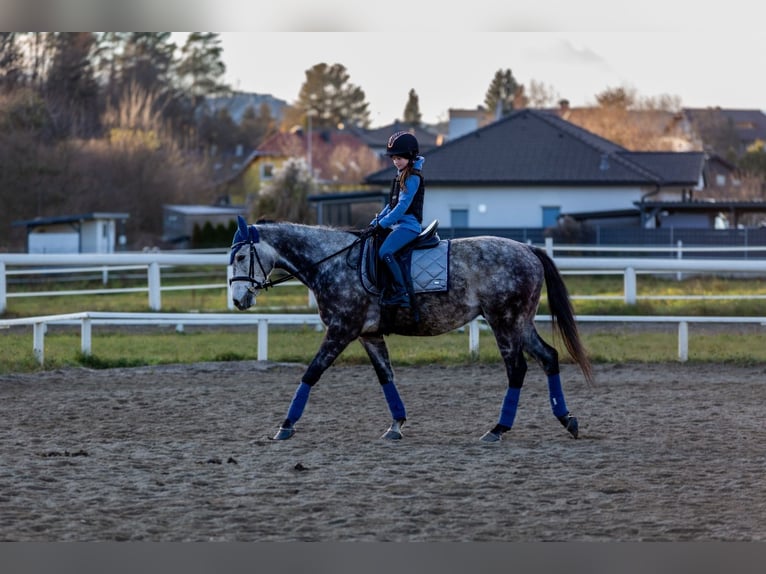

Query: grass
[2,274,766,374]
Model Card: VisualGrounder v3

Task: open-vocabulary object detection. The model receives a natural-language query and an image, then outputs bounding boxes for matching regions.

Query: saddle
[359,219,449,297]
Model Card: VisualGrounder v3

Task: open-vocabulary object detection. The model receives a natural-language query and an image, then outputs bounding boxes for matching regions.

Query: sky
[2,0,760,129]
[213,32,765,128]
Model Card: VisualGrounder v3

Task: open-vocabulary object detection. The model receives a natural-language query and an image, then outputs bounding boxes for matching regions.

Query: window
[450,208,468,228]
[542,206,560,228]
[261,163,275,180]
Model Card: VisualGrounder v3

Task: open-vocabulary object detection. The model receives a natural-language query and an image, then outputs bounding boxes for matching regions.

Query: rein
[228,228,362,293]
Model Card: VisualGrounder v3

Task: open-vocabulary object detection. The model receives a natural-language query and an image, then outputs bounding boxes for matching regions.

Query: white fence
[2,311,765,367]
[2,244,766,313]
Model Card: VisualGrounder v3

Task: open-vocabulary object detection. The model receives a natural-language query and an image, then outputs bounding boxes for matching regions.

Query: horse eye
[236,253,245,262]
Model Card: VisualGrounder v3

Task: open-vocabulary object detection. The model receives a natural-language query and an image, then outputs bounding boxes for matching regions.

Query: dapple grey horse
[229,216,593,442]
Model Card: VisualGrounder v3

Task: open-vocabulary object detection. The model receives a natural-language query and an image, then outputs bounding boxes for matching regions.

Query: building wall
[423,185,647,229]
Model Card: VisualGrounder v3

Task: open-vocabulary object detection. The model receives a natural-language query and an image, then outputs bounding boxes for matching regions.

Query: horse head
[229,215,277,310]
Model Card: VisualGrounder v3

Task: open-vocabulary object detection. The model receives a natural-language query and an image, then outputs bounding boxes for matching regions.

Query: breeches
[378,228,419,259]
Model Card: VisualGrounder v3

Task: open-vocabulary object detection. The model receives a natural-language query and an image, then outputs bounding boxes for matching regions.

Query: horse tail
[530,246,594,386]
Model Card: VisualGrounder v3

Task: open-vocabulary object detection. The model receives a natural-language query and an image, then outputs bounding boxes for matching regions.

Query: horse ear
[237,215,248,235]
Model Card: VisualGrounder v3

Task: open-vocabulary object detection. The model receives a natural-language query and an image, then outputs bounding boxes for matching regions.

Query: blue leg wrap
[547,373,569,418]
[498,386,521,428]
[381,381,406,421]
[286,382,312,424]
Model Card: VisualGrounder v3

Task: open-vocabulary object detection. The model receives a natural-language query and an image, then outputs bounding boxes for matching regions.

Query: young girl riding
[367,131,426,308]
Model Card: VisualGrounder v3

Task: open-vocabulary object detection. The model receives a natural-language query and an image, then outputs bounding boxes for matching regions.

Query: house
[682,108,766,156]
[364,108,713,234]
[215,127,384,204]
[13,213,129,254]
[162,204,247,248]
[348,121,443,158]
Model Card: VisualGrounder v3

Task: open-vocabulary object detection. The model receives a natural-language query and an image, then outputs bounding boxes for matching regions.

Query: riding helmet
[386,131,419,159]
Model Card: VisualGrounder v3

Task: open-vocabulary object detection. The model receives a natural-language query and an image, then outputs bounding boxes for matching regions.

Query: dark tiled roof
[353,121,441,152]
[365,109,703,186]
[683,108,766,150]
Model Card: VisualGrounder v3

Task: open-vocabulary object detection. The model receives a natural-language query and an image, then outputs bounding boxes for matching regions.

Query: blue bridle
[228,219,363,293]
[228,224,277,292]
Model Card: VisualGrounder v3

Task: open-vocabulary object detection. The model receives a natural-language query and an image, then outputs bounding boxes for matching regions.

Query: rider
[367,131,426,308]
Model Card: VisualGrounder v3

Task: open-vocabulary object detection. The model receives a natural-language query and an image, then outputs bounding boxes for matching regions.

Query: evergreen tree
[45,32,101,137]
[295,62,371,129]
[403,88,421,126]
[484,68,520,117]
[0,33,24,92]
[176,32,229,106]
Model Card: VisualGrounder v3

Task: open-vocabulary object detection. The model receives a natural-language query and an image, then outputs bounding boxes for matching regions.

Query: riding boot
[381,254,410,308]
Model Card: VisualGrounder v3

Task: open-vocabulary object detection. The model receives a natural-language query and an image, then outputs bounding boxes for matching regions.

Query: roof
[365,109,704,187]
[13,212,130,228]
[255,128,374,183]
[683,108,766,151]
[351,121,441,152]
[163,205,246,216]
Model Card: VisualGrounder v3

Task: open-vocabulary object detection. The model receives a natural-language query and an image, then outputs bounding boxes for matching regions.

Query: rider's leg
[378,229,418,307]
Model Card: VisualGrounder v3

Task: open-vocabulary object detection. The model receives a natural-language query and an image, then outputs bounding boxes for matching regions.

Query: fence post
[676,240,683,281]
[624,267,637,304]
[147,262,161,311]
[0,261,6,315]
[468,319,480,360]
[81,317,92,356]
[257,319,269,361]
[226,265,234,311]
[545,236,554,258]
[678,321,689,362]
[33,322,46,365]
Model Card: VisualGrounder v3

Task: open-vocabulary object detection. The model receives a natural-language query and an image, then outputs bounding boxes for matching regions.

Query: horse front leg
[359,335,407,440]
[272,328,356,440]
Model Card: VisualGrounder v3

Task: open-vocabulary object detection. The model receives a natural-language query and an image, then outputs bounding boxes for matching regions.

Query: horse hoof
[272,426,295,440]
[480,430,502,442]
[381,419,404,440]
[381,429,402,440]
[558,413,579,439]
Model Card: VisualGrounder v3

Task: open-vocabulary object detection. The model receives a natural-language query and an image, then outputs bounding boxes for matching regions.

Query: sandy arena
[1,360,764,541]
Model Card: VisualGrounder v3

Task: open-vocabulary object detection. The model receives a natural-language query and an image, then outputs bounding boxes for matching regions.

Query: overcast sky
[4,0,760,128]
[213,31,765,127]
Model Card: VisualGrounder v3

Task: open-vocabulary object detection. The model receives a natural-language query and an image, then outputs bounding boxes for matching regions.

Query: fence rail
[2,311,764,367]
[2,242,766,314]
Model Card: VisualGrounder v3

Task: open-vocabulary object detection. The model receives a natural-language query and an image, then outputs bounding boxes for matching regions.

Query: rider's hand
[361,223,378,239]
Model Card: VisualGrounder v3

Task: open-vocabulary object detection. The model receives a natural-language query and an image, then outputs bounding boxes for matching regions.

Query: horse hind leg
[480,328,527,443]
[359,335,407,440]
[524,327,579,439]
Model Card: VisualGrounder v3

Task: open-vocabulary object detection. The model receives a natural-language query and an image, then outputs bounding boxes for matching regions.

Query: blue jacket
[374,155,425,233]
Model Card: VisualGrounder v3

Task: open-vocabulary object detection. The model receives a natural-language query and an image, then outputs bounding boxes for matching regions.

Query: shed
[13,212,129,254]
[162,204,247,248]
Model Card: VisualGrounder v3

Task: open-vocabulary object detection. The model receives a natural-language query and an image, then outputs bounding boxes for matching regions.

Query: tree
[594,86,635,109]
[176,32,229,105]
[0,33,24,93]
[295,63,371,130]
[484,68,520,117]
[403,88,421,126]
[44,32,101,137]
[526,79,560,108]
[254,157,316,223]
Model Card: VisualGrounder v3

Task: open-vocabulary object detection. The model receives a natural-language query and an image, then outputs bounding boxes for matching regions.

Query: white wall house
[365,109,708,232]
[14,213,129,254]
[423,185,648,229]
